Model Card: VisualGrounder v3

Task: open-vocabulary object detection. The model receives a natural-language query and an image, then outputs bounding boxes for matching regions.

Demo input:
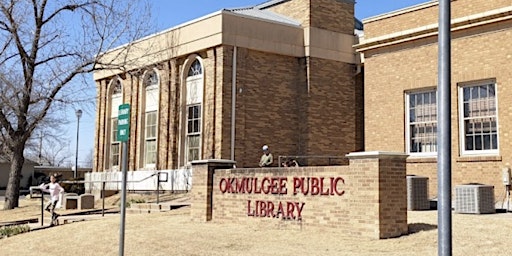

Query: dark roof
[355,18,363,30]
[224,1,300,26]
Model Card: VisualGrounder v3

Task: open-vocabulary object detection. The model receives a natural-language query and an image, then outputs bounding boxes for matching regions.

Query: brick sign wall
[191,152,408,239]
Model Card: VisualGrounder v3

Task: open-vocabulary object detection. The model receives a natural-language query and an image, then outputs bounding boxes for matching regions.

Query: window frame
[109,79,123,170]
[405,89,438,157]
[181,57,204,166]
[144,111,158,167]
[186,104,201,162]
[141,70,159,168]
[458,81,499,156]
[111,117,120,167]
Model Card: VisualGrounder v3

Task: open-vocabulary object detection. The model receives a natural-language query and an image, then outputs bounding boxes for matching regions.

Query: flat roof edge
[362,1,439,23]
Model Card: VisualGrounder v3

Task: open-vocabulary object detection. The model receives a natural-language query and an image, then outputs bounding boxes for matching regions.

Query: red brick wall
[192,153,408,239]
[361,2,512,197]
[268,0,354,34]
[226,47,305,168]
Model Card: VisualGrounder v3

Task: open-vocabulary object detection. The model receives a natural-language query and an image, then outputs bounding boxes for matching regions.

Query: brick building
[93,0,364,172]
[356,0,512,197]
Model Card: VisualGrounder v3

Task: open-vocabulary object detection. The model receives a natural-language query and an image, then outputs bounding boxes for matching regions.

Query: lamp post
[74,109,83,179]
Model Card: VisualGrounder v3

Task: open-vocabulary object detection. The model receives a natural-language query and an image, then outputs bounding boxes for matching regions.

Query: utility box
[406,175,430,210]
[455,184,495,214]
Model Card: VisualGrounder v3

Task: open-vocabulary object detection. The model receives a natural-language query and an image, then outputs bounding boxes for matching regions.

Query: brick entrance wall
[190,152,408,239]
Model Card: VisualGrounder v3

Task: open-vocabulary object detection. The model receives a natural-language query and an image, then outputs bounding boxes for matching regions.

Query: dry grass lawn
[1,195,512,256]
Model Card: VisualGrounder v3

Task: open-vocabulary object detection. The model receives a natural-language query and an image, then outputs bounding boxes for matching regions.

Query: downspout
[212,48,217,158]
[231,46,237,161]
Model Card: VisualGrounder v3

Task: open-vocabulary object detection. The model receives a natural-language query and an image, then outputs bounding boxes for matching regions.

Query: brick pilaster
[347,151,408,239]
[190,159,236,222]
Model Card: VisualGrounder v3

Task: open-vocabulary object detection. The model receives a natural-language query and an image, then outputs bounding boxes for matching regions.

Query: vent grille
[455,184,495,214]
[407,175,430,210]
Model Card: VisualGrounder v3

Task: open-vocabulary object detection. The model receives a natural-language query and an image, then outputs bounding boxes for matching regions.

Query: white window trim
[109,79,123,170]
[458,81,499,156]
[179,56,205,167]
[181,58,204,166]
[140,70,159,169]
[144,111,158,168]
[185,104,202,163]
[405,89,438,157]
[111,117,120,169]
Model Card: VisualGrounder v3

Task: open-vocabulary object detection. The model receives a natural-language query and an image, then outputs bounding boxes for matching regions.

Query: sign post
[438,1,452,255]
[118,104,130,256]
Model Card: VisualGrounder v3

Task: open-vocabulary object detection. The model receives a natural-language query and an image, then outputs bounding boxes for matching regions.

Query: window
[145,111,158,166]
[142,70,159,167]
[144,70,158,85]
[186,104,201,162]
[184,58,203,163]
[109,79,122,168]
[188,59,202,76]
[406,90,437,156]
[111,118,120,167]
[459,82,498,155]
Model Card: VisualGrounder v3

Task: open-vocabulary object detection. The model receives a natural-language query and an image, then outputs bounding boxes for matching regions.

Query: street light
[74,109,83,179]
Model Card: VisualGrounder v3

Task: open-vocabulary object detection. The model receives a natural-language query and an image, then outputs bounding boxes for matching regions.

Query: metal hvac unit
[455,184,495,214]
[407,175,430,210]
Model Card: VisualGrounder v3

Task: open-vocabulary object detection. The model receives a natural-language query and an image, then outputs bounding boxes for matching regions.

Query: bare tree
[0,0,152,209]
[83,148,93,168]
[25,131,73,167]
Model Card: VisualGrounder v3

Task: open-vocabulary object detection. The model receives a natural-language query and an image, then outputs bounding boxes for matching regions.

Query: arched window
[142,70,159,167]
[109,79,123,169]
[185,59,203,163]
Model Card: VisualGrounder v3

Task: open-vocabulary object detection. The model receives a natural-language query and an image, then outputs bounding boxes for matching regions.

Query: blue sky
[71,0,430,167]
[150,0,430,31]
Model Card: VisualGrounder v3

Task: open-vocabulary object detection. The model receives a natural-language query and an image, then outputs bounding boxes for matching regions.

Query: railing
[278,155,347,167]
[57,168,191,217]
[28,187,45,226]
[83,168,192,192]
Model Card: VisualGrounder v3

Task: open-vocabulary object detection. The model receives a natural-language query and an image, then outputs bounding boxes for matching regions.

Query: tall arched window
[185,59,203,162]
[109,79,123,169]
[142,70,159,167]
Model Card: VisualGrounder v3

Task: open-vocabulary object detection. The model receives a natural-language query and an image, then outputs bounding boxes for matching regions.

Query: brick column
[190,159,236,222]
[346,151,408,239]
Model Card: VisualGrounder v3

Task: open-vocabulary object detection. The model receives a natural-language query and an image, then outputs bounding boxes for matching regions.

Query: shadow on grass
[408,223,437,234]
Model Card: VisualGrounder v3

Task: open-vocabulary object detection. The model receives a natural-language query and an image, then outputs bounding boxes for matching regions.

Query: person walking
[39,174,65,226]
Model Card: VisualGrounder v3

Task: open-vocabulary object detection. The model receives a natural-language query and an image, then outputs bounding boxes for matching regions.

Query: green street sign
[118,104,130,142]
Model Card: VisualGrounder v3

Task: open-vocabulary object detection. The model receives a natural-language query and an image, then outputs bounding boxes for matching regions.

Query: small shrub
[132,198,146,203]
[117,198,146,208]
[0,225,31,239]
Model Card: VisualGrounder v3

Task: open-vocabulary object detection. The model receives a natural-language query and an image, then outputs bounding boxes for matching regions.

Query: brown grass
[2,195,512,256]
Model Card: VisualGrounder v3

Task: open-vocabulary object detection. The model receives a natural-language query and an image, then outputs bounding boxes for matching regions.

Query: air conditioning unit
[455,184,495,214]
[407,175,430,210]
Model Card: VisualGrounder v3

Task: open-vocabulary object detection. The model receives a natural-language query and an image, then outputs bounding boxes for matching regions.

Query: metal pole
[74,109,82,179]
[38,131,43,165]
[119,141,128,256]
[157,173,160,204]
[230,46,237,161]
[102,182,106,217]
[41,189,44,226]
[438,0,452,255]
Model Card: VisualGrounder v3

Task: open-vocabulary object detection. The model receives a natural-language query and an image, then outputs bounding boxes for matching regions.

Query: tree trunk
[3,144,25,210]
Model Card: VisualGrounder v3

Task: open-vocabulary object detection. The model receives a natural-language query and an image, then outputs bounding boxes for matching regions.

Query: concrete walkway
[29,208,120,230]
[27,197,190,230]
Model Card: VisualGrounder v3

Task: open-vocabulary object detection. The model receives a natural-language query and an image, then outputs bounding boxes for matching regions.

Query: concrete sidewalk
[29,209,119,230]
